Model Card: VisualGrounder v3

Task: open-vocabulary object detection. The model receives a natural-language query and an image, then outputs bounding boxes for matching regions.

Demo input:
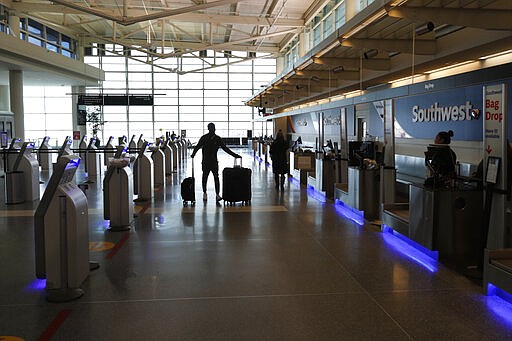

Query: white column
[8,15,20,37]
[9,70,24,140]
[0,85,10,111]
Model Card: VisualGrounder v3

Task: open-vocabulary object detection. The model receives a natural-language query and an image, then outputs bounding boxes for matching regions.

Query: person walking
[191,123,241,201]
[269,130,288,190]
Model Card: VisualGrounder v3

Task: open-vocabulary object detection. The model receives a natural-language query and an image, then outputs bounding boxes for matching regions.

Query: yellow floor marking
[0,337,25,341]
[89,241,116,252]
[173,205,288,214]
[0,210,35,217]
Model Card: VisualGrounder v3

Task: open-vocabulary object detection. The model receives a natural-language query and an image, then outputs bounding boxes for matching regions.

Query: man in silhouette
[191,123,241,201]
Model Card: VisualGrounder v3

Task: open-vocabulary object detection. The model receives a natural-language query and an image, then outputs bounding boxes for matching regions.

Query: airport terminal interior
[1,0,512,339]
[0,150,512,340]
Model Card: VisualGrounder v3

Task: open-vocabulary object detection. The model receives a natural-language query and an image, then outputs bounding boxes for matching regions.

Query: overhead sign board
[77,94,154,106]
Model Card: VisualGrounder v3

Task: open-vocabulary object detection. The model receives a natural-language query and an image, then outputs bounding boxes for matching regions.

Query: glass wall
[24,86,72,147]
[280,0,346,76]
[84,47,276,142]
[23,46,276,144]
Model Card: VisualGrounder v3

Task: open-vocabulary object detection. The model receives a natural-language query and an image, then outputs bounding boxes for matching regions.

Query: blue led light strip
[334,199,364,225]
[486,283,512,327]
[382,224,438,272]
[382,225,439,261]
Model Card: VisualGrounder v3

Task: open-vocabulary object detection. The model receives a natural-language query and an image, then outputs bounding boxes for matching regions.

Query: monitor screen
[348,141,375,165]
[359,141,375,160]
[425,144,456,178]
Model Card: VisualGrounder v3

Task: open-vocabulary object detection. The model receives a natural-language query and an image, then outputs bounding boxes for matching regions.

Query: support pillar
[9,70,24,140]
[0,85,10,111]
[8,15,20,38]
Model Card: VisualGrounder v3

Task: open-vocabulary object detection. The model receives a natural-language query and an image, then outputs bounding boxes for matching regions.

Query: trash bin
[6,171,25,204]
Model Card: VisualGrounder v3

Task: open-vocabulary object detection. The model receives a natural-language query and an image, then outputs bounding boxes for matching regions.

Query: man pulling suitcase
[191,123,241,202]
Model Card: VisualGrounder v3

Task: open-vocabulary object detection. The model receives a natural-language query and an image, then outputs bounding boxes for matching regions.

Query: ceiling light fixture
[424,60,476,74]
[363,49,378,59]
[479,49,512,60]
[415,22,435,35]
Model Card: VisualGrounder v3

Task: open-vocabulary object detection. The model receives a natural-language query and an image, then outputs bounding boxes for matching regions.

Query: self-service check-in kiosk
[86,136,101,180]
[34,155,93,302]
[103,136,115,166]
[128,134,137,154]
[150,141,165,186]
[118,135,128,147]
[136,134,144,149]
[103,146,133,231]
[170,140,178,172]
[57,136,73,161]
[6,137,21,171]
[180,138,187,159]
[6,141,40,203]
[38,136,52,172]
[175,139,183,170]
[79,135,88,170]
[5,138,23,204]
[161,138,173,176]
[134,141,154,201]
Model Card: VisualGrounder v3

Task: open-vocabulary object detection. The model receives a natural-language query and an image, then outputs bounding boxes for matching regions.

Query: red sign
[73,131,81,140]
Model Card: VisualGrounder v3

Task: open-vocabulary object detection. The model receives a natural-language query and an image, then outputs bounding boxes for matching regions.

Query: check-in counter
[383,181,483,270]
[334,166,380,220]
[289,150,315,186]
[307,155,338,198]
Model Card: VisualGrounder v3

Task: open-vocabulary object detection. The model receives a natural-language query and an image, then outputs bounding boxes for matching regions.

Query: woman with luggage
[269,130,288,190]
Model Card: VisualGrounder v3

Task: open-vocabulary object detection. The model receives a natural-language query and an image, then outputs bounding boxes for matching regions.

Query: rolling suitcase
[222,158,251,205]
[181,158,195,206]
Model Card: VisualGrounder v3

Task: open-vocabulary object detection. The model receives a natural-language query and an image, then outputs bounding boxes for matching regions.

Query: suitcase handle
[234,157,242,168]
[191,156,194,178]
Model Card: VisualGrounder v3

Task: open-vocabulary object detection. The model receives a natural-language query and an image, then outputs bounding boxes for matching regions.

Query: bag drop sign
[484,85,504,140]
[485,99,503,123]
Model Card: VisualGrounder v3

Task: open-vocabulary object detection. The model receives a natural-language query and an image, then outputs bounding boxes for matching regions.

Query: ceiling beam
[340,38,436,55]
[11,4,303,27]
[387,6,512,31]
[312,57,390,70]
[295,70,361,81]
[49,0,242,26]
[202,28,300,50]
[283,79,340,87]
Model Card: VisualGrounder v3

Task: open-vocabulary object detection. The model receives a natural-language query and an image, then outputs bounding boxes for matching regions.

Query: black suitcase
[222,158,251,205]
[181,158,195,206]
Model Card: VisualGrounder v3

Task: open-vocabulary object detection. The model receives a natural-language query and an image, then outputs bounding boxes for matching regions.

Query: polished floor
[1,148,512,340]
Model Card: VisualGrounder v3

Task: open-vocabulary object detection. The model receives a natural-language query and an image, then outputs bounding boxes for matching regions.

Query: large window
[279,0,346,77]
[78,47,276,142]
[24,86,72,147]
[24,47,275,144]
[18,18,76,59]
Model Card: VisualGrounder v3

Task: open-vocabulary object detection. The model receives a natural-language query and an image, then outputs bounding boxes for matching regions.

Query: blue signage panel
[368,101,384,139]
[394,85,483,141]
